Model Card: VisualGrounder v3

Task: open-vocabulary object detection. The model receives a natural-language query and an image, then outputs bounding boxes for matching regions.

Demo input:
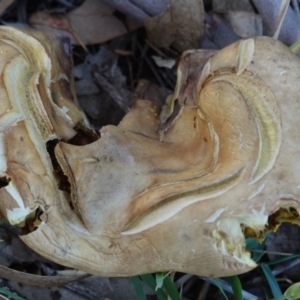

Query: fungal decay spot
[213,208,300,267]
[243,207,300,239]
[0,176,10,188]
[46,126,99,210]
[18,128,99,235]
[243,207,300,248]
[46,139,71,199]
[20,206,44,235]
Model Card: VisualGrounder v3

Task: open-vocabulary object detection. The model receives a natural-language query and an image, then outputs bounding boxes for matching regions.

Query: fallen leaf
[74,46,128,127]
[29,11,87,50]
[9,276,137,300]
[131,79,172,107]
[0,0,15,16]
[223,12,263,38]
[200,13,240,49]
[29,11,71,31]
[0,263,88,287]
[145,0,204,52]
[212,0,254,12]
[65,0,127,45]
[252,0,299,47]
[29,0,127,46]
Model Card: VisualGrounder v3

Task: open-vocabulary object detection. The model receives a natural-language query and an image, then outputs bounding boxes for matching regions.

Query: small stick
[92,66,130,113]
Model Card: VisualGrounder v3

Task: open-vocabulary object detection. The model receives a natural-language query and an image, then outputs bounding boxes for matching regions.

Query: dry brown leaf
[74,46,129,126]
[0,0,15,16]
[10,276,137,300]
[200,13,240,49]
[212,0,254,12]
[131,79,172,107]
[65,0,127,45]
[30,0,127,46]
[29,11,72,31]
[145,0,204,52]
[29,11,87,50]
[0,264,88,287]
[223,12,263,38]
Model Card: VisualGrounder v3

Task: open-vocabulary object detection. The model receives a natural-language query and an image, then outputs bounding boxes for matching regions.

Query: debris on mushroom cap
[0,26,299,278]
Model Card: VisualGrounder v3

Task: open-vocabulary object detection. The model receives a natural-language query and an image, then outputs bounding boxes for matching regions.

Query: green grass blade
[163,275,182,300]
[140,274,167,300]
[155,272,165,290]
[290,40,300,54]
[261,263,282,298]
[130,276,147,300]
[266,253,300,266]
[212,278,229,300]
[0,288,26,300]
[228,275,243,300]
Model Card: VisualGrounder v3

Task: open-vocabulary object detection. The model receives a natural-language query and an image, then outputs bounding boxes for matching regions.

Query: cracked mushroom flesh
[0,26,299,277]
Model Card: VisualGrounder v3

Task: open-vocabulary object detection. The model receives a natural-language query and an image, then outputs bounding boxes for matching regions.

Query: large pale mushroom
[0,26,299,277]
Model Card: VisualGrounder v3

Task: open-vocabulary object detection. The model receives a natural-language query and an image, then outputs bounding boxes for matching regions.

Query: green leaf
[284,282,300,300]
[228,275,243,300]
[155,272,165,290]
[163,275,182,300]
[261,263,282,298]
[130,276,147,300]
[140,274,167,300]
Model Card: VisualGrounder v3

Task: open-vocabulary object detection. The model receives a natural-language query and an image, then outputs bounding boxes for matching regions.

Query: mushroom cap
[0,27,299,277]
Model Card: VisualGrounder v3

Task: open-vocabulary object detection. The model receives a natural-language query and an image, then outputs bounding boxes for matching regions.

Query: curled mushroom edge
[0,26,299,278]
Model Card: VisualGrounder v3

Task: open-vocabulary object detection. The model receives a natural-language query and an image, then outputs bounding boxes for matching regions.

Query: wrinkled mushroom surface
[0,26,299,277]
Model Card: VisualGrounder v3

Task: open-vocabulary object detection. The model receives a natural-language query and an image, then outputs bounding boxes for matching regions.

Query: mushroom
[0,26,299,277]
